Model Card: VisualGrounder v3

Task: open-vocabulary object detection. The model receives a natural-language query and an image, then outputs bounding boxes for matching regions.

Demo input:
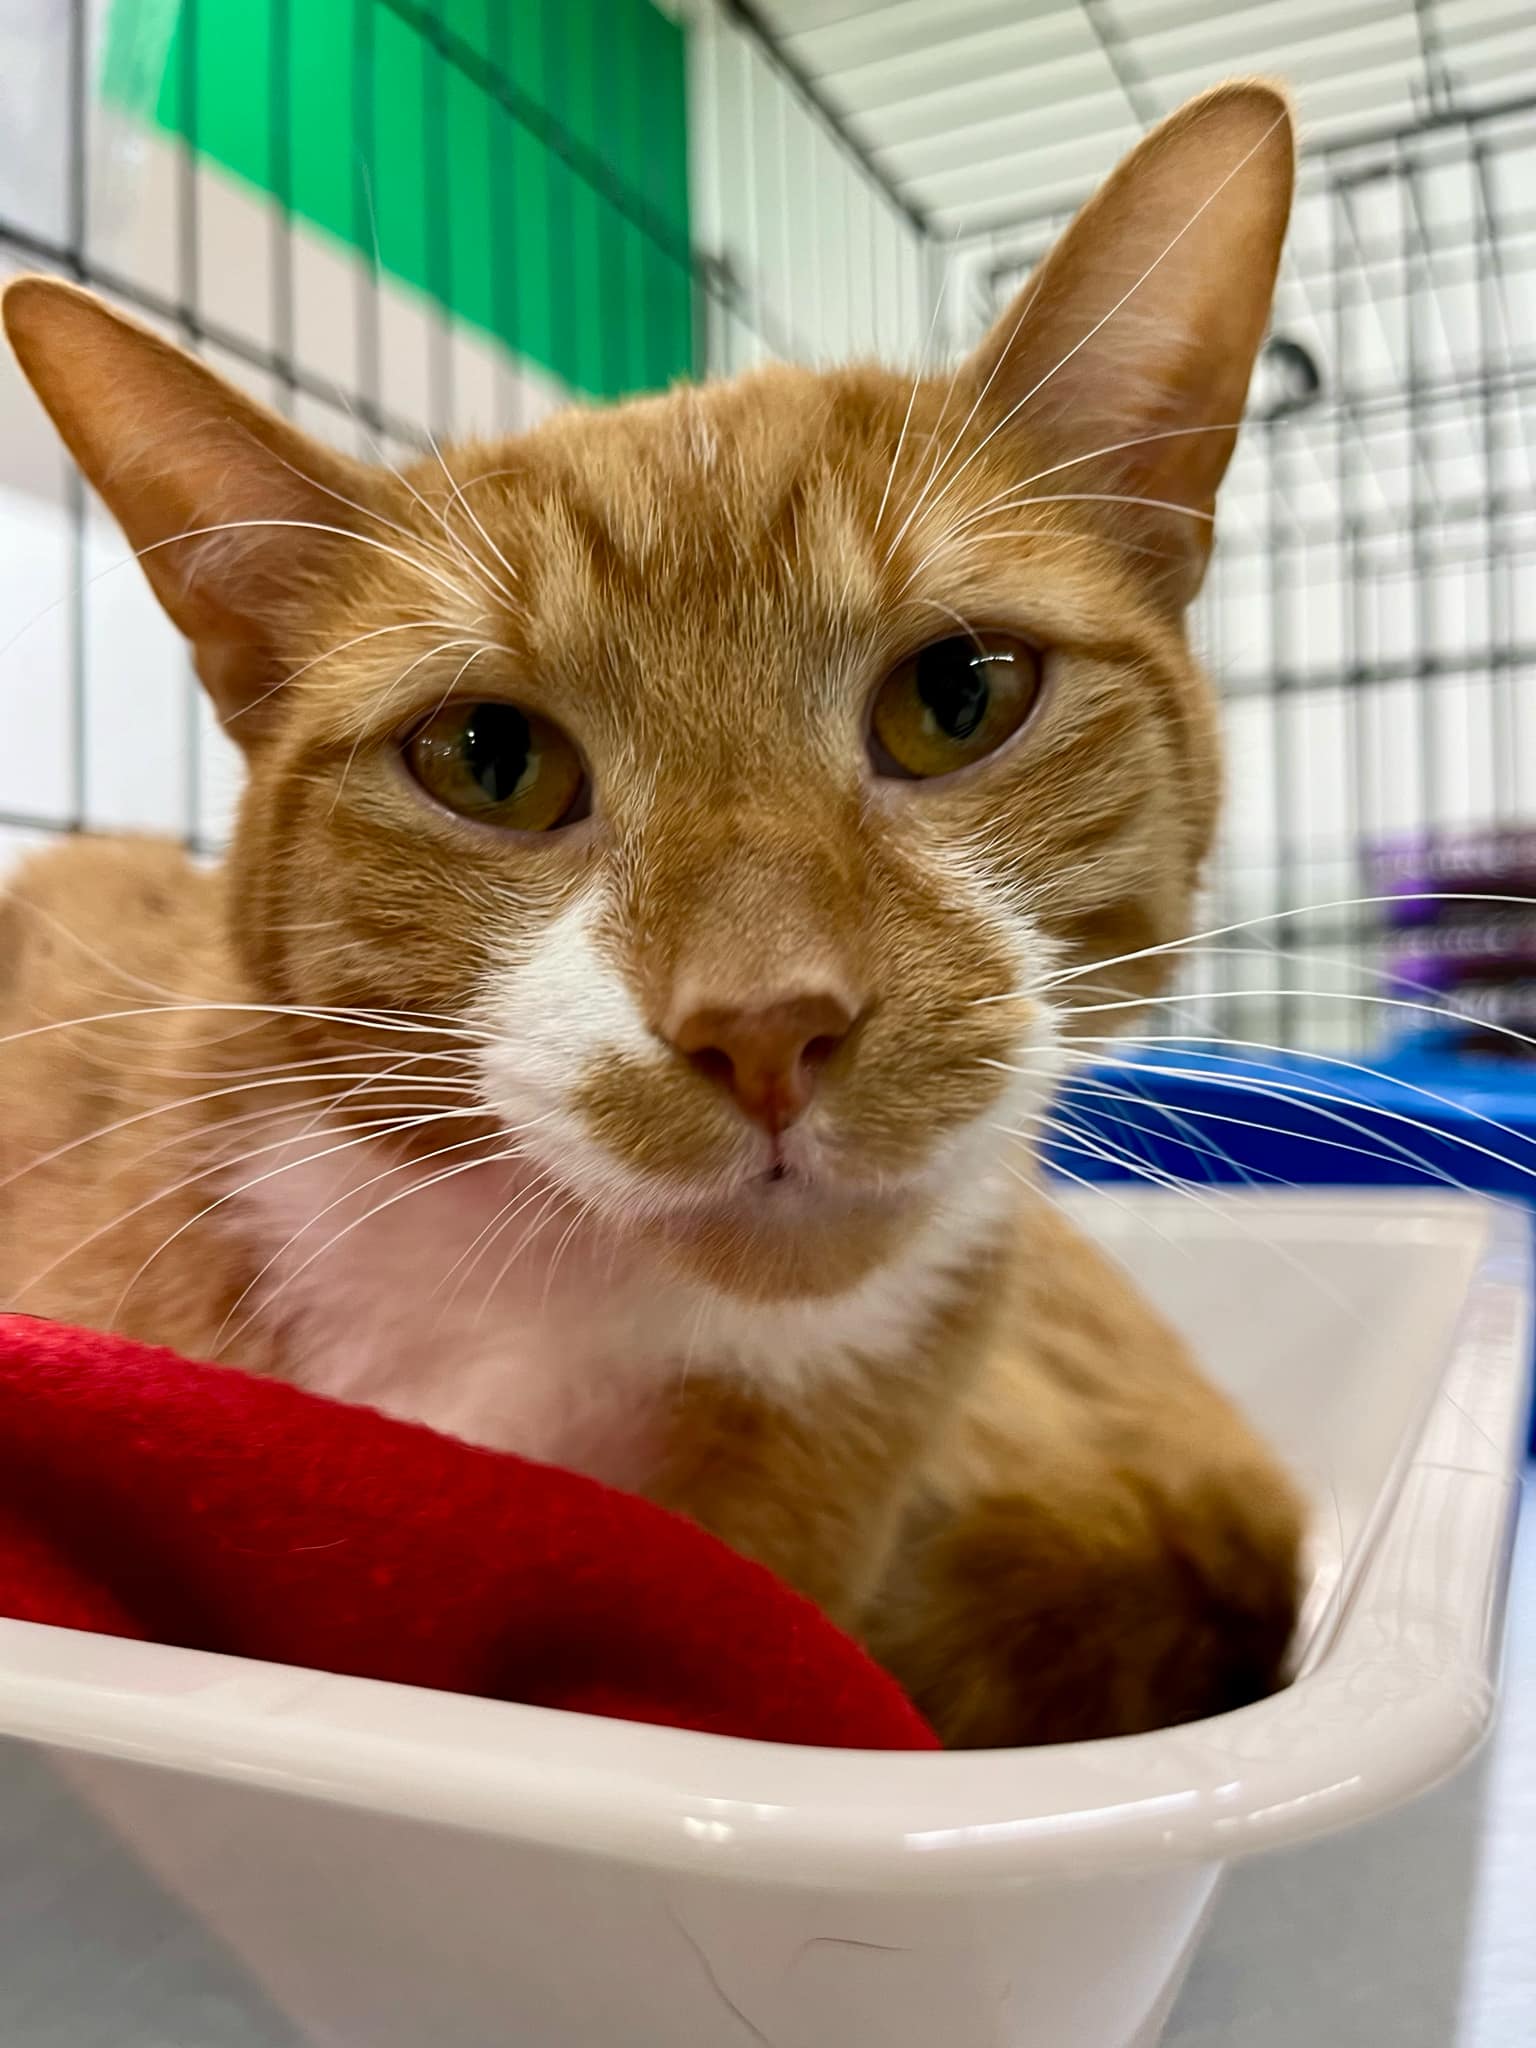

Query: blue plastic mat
[1045,1043,1536,1449]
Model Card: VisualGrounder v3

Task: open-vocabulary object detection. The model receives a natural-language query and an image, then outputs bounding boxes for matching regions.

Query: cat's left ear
[2,276,399,740]
[964,80,1294,605]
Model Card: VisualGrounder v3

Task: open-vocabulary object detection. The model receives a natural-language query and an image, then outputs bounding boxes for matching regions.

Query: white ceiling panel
[748,0,1536,234]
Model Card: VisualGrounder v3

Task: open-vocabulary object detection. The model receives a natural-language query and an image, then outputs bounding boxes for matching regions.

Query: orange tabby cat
[0,82,1303,1745]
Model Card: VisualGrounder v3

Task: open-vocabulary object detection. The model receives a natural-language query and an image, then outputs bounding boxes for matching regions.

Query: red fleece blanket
[0,1315,935,1749]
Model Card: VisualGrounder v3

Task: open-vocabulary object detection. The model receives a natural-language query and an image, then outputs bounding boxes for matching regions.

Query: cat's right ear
[2,277,394,740]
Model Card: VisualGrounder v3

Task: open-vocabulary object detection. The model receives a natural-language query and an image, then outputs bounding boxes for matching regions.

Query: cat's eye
[405,700,588,832]
[869,634,1043,780]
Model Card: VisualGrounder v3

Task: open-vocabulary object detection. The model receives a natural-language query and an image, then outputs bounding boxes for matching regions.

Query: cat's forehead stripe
[459,377,901,629]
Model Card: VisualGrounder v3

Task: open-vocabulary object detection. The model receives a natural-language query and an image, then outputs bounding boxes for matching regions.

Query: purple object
[1365,827,1536,927]
[1389,916,1536,991]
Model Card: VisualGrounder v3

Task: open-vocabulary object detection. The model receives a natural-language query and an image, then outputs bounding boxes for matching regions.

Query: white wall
[685,0,929,374]
[0,2,565,874]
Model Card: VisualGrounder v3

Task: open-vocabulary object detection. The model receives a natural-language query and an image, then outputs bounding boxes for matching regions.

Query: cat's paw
[868,1471,1302,1749]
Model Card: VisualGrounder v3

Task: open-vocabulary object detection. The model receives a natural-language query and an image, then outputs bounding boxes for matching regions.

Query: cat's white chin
[664,1159,911,1233]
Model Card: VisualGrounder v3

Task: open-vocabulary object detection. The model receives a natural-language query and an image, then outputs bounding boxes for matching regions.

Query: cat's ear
[2,276,393,737]
[966,80,1294,604]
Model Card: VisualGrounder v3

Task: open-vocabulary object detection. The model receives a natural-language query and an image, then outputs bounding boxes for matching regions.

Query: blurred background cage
[0,0,1534,1062]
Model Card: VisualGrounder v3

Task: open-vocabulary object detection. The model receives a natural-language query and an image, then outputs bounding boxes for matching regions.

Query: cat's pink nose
[668,992,857,1134]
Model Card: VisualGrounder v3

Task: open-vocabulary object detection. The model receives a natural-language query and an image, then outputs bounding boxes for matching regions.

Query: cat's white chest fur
[223,1117,1010,1483]
[226,1128,686,1488]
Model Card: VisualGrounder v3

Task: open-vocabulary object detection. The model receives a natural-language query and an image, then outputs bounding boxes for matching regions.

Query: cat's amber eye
[405,700,588,832]
[869,634,1043,780]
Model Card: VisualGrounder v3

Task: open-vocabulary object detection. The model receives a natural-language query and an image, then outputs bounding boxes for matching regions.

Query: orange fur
[0,83,1304,1742]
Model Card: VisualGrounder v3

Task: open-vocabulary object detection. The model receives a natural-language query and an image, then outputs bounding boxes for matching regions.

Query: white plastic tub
[0,1190,1527,2048]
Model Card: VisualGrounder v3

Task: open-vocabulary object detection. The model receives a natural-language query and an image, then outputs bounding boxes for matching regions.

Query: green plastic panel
[102,0,695,399]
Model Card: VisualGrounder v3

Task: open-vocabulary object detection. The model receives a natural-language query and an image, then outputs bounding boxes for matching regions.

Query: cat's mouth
[692,1142,910,1233]
[750,1154,827,1201]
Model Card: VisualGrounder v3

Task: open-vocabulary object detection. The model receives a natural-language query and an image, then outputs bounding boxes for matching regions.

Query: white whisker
[474,1180,570,1330]
[216,1132,535,1354]
[889,108,1289,556]
[0,1000,498,1058]
[874,230,958,537]
[104,1108,496,1322]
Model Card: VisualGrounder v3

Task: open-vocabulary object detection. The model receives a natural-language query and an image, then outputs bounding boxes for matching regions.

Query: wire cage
[1,0,1533,1066]
[0,0,924,862]
[949,94,1536,1055]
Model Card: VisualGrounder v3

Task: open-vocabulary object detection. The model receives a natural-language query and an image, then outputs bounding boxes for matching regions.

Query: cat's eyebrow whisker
[904,593,986,647]
[873,227,959,537]
[0,492,485,697]
[896,523,1184,594]
[980,422,1247,508]
[129,514,482,612]
[329,412,516,617]
[888,108,1288,559]
[328,636,494,812]
[236,425,491,598]
[424,440,524,613]
[896,486,1209,586]
[0,514,473,680]
[404,639,501,731]
[231,618,492,727]
[903,341,972,538]
[433,467,524,510]
[883,251,1048,569]
[420,425,502,563]
[913,422,1248,563]
[937,489,1216,555]
[417,483,517,617]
